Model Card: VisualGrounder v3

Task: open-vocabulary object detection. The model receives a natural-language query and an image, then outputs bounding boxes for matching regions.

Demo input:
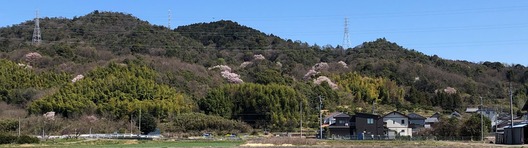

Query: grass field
[0,138,523,147]
[1,139,244,148]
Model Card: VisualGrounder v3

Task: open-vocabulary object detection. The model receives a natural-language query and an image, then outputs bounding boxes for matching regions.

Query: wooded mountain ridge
[0,11,527,130]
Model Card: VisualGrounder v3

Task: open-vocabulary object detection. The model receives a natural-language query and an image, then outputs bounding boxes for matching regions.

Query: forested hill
[0,11,527,129]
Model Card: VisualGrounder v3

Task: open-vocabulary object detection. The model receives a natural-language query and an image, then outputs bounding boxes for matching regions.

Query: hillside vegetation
[0,11,527,134]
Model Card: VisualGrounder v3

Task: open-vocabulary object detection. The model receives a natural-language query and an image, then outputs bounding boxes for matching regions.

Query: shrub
[0,134,39,144]
[0,119,17,132]
[0,134,16,144]
[16,135,39,144]
[171,113,252,134]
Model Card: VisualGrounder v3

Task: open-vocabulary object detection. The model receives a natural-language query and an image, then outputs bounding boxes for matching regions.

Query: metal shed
[497,124,528,145]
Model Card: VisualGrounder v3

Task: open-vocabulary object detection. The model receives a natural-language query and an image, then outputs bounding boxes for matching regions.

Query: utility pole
[139,108,142,135]
[509,82,514,140]
[319,95,323,139]
[32,10,41,45]
[41,118,45,140]
[495,106,498,133]
[342,17,350,49]
[130,117,133,136]
[300,101,302,138]
[480,96,483,142]
[372,100,376,114]
[18,117,21,137]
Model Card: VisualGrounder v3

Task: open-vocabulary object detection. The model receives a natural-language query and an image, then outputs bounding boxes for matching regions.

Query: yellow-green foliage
[28,62,194,118]
[0,59,69,89]
[0,59,70,105]
[333,72,405,105]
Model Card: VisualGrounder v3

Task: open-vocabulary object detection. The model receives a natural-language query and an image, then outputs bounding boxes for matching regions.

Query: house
[322,112,351,139]
[407,113,426,132]
[479,108,499,127]
[383,111,412,139]
[324,112,344,125]
[350,112,385,140]
[449,111,461,118]
[425,112,440,129]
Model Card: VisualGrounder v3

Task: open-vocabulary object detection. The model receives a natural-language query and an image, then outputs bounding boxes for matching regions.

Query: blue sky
[1,0,528,65]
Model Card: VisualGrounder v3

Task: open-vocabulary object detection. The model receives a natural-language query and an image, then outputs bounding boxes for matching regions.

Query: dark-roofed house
[323,112,351,139]
[407,113,426,132]
[522,100,528,111]
[350,112,385,140]
[425,112,441,129]
[449,111,462,118]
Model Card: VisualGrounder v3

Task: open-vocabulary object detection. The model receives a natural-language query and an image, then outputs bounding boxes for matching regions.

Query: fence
[324,134,488,141]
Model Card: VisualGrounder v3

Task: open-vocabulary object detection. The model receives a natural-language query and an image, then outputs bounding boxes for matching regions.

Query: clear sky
[1,0,527,66]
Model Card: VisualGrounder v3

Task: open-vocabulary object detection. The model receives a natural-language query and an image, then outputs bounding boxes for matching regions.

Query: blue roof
[407,113,426,120]
[505,124,528,128]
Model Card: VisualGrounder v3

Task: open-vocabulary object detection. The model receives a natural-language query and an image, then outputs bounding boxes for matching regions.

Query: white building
[383,111,412,139]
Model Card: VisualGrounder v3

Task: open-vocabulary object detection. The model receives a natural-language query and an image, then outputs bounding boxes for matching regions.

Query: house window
[401,130,405,133]
[339,120,345,124]
[401,119,405,124]
[367,118,374,124]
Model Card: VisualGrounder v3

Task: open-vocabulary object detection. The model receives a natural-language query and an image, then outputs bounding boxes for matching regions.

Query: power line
[33,5,528,21]
[10,21,527,36]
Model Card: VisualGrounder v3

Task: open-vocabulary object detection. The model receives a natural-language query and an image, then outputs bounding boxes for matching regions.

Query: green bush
[16,135,39,144]
[172,113,252,134]
[0,119,17,132]
[0,134,39,144]
[0,134,16,144]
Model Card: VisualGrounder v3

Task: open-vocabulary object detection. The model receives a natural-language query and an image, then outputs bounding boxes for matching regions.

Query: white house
[383,111,412,139]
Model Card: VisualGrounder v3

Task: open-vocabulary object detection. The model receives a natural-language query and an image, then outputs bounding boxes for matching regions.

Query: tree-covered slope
[28,61,195,118]
[0,11,526,124]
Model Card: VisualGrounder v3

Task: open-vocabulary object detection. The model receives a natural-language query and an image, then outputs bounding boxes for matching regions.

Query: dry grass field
[1,138,526,147]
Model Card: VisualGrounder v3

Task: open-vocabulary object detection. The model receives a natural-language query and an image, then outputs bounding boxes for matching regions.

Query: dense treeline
[420,114,491,140]
[0,59,70,106]
[199,83,307,131]
[169,113,252,135]
[28,61,195,118]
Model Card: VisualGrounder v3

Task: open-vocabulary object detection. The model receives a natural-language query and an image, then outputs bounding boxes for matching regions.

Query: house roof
[334,113,350,118]
[522,100,528,111]
[354,112,380,117]
[382,111,409,118]
[465,108,479,113]
[430,112,441,118]
[324,112,349,119]
[407,113,426,120]
[324,112,342,119]
[450,111,461,118]
[425,117,439,123]
[505,124,528,128]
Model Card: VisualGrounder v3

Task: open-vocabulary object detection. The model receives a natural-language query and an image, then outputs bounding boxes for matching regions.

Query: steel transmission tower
[342,17,350,49]
[168,9,171,30]
[32,10,41,45]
